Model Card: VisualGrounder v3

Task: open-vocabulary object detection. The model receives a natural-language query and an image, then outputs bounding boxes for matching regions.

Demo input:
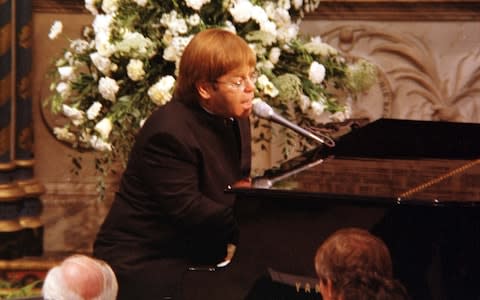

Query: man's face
[199,65,256,118]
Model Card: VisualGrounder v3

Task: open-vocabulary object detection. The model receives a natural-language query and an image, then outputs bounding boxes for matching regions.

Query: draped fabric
[0,0,44,259]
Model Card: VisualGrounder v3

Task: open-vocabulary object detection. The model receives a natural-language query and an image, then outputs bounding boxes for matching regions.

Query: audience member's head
[42,254,118,300]
[314,227,409,300]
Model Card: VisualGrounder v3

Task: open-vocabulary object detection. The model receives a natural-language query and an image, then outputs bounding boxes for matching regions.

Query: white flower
[89,135,112,152]
[116,31,154,58]
[257,74,279,98]
[160,11,188,35]
[90,52,114,75]
[331,111,348,122]
[85,0,99,15]
[305,37,339,57]
[95,33,115,57]
[187,14,201,26]
[299,94,311,113]
[309,61,326,84]
[92,14,113,36]
[292,0,303,9]
[223,21,237,33]
[310,100,325,116]
[70,39,90,54]
[133,0,147,7]
[257,60,274,71]
[148,75,176,106]
[185,0,211,11]
[277,23,299,43]
[229,0,253,23]
[53,127,76,143]
[94,117,113,139]
[163,35,193,63]
[101,0,119,14]
[310,101,331,124]
[48,21,63,40]
[98,77,120,102]
[62,104,85,126]
[259,20,277,36]
[58,66,74,81]
[251,6,268,24]
[93,14,114,56]
[268,47,281,64]
[87,101,103,120]
[56,82,71,99]
[127,59,145,81]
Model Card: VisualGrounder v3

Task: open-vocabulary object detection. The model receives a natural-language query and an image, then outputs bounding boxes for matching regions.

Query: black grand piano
[183,118,480,300]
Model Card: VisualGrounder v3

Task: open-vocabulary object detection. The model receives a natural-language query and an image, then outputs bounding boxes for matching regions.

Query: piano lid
[239,119,480,207]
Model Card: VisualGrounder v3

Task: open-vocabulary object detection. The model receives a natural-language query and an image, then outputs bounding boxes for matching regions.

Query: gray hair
[42,255,118,300]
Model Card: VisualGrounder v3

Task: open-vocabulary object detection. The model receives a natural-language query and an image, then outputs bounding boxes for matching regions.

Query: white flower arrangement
[45,0,377,184]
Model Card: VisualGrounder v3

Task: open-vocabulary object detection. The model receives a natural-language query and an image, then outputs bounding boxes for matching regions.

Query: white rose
[268,47,281,64]
[148,75,176,106]
[229,0,253,23]
[70,39,90,54]
[53,127,76,143]
[187,14,201,26]
[94,117,113,139]
[48,21,63,40]
[85,0,99,15]
[257,74,279,98]
[56,82,71,99]
[223,21,237,34]
[133,0,147,6]
[310,101,331,124]
[89,135,112,152]
[94,32,115,57]
[299,94,311,113]
[90,52,113,75]
[331,111,347,122]
[127,59,145,81]
[98,77,119,102]
[277,23,298,43]
[259,20,277,37]
[58,66,74,81]
[93,14,113,35]
[62,104,85,125]
[101,0,118,14]
[87,101,102,120]
[309,61,326,84]
[185,0,210,11]
[292,0,303,9]
[310,100,325,116]
[251,6,268,24]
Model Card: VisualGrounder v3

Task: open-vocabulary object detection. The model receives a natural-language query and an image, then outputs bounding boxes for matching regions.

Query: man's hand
[216,243,237,268]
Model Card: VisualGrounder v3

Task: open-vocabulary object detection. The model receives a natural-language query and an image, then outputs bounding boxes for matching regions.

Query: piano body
[183,118,480,300]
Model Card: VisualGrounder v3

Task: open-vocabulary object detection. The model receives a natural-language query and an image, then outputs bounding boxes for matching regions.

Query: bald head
[61,255,104,299]
[43,254,118,300]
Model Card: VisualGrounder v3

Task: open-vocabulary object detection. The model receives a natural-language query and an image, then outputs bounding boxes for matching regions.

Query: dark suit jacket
[93,98,251,299]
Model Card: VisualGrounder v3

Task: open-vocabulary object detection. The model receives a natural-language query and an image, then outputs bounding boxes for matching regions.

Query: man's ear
[196,81,213,100]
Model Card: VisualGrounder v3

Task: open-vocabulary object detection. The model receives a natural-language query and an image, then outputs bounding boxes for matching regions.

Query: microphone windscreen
[252,99,274,119]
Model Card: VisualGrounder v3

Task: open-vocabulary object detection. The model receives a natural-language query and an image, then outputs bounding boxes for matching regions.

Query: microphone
[252,99,335,147]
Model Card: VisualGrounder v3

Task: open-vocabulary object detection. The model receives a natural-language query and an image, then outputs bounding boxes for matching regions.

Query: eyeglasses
[214,72,258,90]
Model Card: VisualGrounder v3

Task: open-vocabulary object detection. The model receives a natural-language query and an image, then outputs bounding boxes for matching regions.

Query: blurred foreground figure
[42,254,118,300]
[315,227,410,300]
